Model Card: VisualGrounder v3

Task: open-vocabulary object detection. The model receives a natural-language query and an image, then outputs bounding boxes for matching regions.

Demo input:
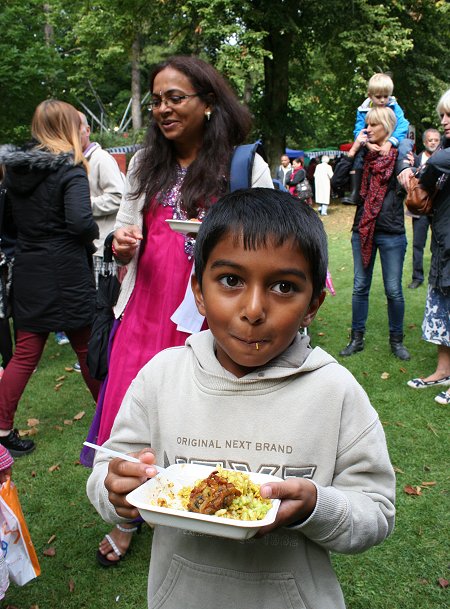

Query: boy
[343,72,409,203]
[87,189,396,609]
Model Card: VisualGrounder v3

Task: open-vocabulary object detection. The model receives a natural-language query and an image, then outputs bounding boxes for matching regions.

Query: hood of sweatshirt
[0,143,76,196]
[184,330,337,393]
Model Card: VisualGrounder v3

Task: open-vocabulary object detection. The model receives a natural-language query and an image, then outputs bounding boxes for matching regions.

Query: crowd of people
[0,57,448,608]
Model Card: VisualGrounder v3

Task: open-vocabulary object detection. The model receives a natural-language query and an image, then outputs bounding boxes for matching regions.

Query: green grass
[2,202,449,609]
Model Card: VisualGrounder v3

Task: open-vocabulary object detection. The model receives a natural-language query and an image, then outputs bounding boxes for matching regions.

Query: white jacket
[85,143,124,256]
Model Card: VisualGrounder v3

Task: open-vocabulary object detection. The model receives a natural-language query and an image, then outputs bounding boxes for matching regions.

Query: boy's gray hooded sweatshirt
[87,331,395,609]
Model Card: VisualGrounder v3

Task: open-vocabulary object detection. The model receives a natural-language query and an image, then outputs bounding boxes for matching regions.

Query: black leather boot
[390,334,410,360]
[341,169,363,205]
[339,330,365,356]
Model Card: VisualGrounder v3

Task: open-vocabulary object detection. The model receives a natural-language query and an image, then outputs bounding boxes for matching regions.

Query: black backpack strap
[229,141,267,192]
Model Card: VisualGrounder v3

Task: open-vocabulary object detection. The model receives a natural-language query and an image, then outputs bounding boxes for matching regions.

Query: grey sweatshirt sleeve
[294,415,395,554]
[86,374,152,524]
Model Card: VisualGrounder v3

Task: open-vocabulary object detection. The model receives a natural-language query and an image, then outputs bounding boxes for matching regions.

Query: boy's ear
[301,290,326,328]
[191,274,206,316]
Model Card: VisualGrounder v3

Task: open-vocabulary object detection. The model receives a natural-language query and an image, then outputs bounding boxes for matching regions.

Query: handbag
[295,177,313,202]
[86,233,120,381]
[0,479,41,586]
[405,170,434,215]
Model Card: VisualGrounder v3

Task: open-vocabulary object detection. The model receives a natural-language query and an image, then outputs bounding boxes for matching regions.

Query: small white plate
[165,219,202,234]
[126,463,281,540]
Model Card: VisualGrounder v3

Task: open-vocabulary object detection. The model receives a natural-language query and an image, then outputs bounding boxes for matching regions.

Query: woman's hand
[112,225,143,263]
[256,478,317,536]
[348,129,368,157]
[105,449,158,519]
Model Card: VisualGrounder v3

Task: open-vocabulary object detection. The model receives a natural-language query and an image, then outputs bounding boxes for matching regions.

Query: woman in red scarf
[331,107,410,360]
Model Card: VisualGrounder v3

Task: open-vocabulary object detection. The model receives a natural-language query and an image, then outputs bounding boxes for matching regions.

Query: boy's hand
[113,225,143,263]
[0,468,12,484]
[366,142,380,153]
[257,478,317,536]
[379,141,392,156]
[105,449,158,519]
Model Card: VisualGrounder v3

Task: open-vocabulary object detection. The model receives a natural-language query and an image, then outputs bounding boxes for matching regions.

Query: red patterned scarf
[358,148,398,267]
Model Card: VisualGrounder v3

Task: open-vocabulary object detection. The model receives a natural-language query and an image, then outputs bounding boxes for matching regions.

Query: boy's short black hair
[194,188,328,300]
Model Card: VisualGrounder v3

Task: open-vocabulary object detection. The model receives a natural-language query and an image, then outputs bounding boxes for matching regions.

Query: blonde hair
[367,73,394,97]
[31,100,88,172]
[436,89,450,116]
[365,107,397,141]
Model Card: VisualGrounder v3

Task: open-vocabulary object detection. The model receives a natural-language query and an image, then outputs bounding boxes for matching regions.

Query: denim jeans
[351,231,407,334]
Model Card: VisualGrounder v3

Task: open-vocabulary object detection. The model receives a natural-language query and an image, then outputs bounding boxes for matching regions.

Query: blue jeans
[351,231,407,334]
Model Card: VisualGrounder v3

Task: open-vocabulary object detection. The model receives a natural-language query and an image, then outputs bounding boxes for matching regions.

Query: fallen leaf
[395,421,406,427]
[74,460,81,466]
[55,375,66,382]
[418,578,429,585]
[399,367,407,374]
[73,411,85,421]
[317,332,326,336]
[54,425,63,431]
[438,578,449,588]
[30,605,40,609]
[393,466,405,474]
[380,372,390,380]
[19,428,38,437]
[68,578,75,593]
[31,471,37,478]
[47,534,56,544]
[408,323,417,329]
[27,418,40,427]
[48,464,60,473]
[54,382,63,391]
[43,547,56,557]
[64,366,74,372]
[404,485,421,496]
[421,481,436,487]
[64,420,73,426]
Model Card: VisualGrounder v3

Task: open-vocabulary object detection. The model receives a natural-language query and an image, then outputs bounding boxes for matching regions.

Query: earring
[205,111,211,121]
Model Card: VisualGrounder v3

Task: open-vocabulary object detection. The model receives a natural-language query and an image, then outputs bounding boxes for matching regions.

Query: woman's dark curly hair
[131,55,252,217]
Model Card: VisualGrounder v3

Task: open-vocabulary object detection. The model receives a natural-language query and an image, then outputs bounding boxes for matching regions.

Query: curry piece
[187,471,242,515]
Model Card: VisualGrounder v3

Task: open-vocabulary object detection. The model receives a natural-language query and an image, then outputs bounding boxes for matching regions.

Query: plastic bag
[0,479,40,585]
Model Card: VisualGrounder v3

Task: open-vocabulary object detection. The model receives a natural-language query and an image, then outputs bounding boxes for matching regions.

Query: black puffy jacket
[0,144,99,332]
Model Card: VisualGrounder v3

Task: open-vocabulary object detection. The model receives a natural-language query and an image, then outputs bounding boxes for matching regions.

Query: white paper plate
[165,219,202,234]
[126,463,281,540]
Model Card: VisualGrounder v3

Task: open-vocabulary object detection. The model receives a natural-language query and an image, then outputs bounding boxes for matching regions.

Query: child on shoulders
[344,72,409,203]
[87,188,396,609]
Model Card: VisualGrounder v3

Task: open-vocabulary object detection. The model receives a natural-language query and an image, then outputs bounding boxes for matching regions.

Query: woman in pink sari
[83,55,272,566]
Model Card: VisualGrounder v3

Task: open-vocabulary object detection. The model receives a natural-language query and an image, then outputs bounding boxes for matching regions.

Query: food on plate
[149,466,272,521]
[187,471,242,515]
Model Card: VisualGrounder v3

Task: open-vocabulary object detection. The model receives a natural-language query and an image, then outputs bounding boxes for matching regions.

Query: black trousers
[411,215,432,282]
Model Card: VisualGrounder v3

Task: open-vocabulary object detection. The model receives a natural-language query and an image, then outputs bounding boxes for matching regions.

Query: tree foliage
[1,0,449,167]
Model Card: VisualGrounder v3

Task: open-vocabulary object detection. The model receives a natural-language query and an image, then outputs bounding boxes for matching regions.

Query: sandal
[407,375,450,389]
[96,523,140,567]
[435,391,450,405]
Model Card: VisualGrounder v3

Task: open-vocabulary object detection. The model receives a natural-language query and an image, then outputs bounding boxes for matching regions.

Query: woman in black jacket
[0,100,101,456]
[403,89,450,404]
[331,106,410,361]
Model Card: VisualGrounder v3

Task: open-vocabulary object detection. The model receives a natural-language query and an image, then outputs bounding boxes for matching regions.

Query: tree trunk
[131,35,142,131]
[43,3,54,45]
[261,30,293,173]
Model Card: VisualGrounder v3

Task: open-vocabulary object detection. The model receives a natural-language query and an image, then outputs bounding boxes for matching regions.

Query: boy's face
[370,92,389,107]
[192,233,324,378]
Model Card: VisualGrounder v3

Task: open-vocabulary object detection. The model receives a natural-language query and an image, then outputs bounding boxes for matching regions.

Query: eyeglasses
[148,93,199,110]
